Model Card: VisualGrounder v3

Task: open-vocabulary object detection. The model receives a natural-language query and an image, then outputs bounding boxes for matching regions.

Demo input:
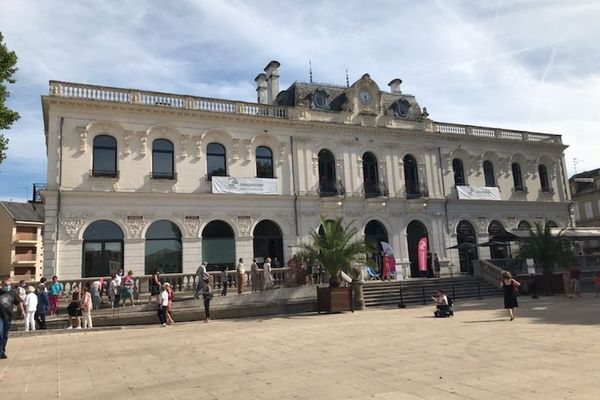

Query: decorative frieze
[61,215,89,240]
[124,215,145,239]
[237,216,253,236]
[183,215,203,238]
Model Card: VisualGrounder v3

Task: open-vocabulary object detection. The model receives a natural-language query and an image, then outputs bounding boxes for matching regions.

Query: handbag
[512,281,520,296]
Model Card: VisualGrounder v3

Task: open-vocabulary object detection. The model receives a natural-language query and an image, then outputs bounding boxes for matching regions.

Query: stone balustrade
[433,122,562,144]
[473,260,504,287]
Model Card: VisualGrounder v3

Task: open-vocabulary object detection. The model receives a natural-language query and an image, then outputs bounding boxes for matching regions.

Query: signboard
[212,177,279,195]
[418,237,428,272]
[456,186,501,201]
[526,258,536,275]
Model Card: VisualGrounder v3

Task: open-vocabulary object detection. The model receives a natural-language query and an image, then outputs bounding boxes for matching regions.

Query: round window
[313,90,327,109]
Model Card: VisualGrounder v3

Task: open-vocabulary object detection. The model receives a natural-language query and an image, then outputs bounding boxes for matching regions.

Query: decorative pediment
[350,74,381,116]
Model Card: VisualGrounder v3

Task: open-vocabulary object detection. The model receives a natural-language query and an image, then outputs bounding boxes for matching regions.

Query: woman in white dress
[263,257,274,290]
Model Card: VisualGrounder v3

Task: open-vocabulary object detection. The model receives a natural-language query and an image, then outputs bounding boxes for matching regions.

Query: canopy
[447,242,477,250]
[510,228,600,240]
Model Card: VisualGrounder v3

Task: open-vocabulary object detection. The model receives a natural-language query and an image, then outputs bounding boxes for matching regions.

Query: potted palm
[296,217,367,313]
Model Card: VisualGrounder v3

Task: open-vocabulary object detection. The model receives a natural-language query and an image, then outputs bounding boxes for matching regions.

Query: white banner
[456,185,500,201]
[212,176,279,195]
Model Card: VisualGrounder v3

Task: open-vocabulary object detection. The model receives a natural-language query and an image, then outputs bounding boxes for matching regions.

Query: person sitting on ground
[432,289,451,317]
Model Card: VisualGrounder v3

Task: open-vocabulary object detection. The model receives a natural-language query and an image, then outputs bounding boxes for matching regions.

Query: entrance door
[406,220,428,277]
[456,220,478,274]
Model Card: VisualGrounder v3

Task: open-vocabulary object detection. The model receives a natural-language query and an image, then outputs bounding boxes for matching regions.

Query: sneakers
[66,326,73,330]
[0,354,7,359]
[75,326,82,329]
[160,323,167,327]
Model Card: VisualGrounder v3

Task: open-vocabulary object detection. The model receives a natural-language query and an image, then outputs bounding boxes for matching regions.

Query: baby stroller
[434,297,454,318]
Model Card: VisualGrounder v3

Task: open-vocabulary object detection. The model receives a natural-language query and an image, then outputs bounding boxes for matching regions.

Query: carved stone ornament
[183,216,203,238]
[237,216,253,236]
[61,215,89,240]
[506,217,517,229]
[124,216,145,239]
[123,131,132,155]
[180,135,189,158]
[447,218,459,236]
[476,217,488,234]
[245,140,253,161]
[278,143,287,163]
[77,127,88,152]
[195,138,203,158]
[138,132,148,155]
[312,155,319,176]
[232,139,240,161]
[356,158,363,178]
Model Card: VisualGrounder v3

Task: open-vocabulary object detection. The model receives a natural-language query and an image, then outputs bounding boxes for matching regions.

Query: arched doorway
[364,220,389,269]
[407,220,428,277]
[82,220,124,277]
[488,220,512,259]
[202,220,235,270]
[145,220,182,274]
[456,221,478,274]
[253,220,283,266]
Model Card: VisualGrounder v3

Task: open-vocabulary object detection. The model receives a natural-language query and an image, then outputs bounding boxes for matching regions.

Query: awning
[510,227,600,240]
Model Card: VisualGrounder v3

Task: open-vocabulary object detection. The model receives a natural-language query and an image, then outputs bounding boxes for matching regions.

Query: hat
[26,286,35,293]
[164,282,171,287]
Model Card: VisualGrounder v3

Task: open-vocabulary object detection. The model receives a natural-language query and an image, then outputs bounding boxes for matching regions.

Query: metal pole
[452,284,456,301]
[477,282,482,299]
[422,287,426,305]
[398,284,406,308]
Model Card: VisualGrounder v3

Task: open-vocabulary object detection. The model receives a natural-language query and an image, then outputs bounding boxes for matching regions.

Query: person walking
[195,261,210,299]
[66,286,82,329]
[569,264,582,298]
[157,285,169,327]
[165,283,175,326]
[501,271,521,321]
[263,257,273,290]
[48,276,63,317]
[108,273,119,308]
[16,280,26,305]
[220,266,228,296]
[251,259,260,292]
[24,286,38,332]
[121,270,135,307]
[35,284,49,329]
[236,258,245,295]
[201,278,213,323]
[149,271,161,304]
[80,287,93,329]
[90,278,103,310]
[434,253,441,278]
[0,278,25,359]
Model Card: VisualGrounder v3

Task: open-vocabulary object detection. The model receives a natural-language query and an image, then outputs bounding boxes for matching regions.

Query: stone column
[352,281,365,310]
[124,239,145,277]
[235,236,254,264]
[182,238,201,274]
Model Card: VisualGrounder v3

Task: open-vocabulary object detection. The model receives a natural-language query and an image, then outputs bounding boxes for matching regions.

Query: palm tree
[518,222,573,294]
[295,217,368,287]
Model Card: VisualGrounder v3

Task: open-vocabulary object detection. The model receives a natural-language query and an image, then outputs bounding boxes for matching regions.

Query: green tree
[0,32,20,164]
[295,217,368,286]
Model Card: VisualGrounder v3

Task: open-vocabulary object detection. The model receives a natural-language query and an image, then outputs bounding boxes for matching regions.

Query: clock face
[359,90,372,105]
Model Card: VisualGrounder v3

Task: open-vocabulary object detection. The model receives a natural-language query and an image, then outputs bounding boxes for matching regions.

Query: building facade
[0,202,44,280]
[569,168,600,253]
[41,61,572,279]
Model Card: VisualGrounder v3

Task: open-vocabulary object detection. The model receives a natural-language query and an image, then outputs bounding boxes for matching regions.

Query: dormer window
[311,89,329,110]
[393,99,411,118]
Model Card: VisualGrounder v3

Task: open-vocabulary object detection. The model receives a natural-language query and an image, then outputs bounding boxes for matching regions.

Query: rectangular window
[585,202,593,219]
[573,204,580,221]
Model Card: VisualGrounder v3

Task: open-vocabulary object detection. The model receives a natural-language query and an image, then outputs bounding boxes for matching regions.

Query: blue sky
[1,0,599,201]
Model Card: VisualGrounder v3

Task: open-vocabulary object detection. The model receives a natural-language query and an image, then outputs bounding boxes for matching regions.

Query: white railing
[473,260,504,288]
[434,122,562,144]
[49,81,562,144]
[49,81,289,120]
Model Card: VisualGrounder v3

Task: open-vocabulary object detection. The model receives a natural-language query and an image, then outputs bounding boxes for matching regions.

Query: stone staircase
[363,276,500,307]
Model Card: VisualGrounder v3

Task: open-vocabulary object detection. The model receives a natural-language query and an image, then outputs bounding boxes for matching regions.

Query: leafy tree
[0,32,20,165]
[295,217,368,286]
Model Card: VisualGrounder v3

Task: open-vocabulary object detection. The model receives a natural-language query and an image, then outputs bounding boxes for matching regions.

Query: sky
[0,0,599,202]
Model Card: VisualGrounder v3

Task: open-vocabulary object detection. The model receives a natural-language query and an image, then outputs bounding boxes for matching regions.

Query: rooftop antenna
[309,60,313,83]
[573,157,582,174]
[345,69,350,88]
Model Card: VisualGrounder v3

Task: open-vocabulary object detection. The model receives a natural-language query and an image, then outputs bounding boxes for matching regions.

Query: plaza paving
[2,295,600,399]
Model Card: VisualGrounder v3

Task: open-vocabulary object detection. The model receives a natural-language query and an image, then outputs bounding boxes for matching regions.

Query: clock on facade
[359,90,372,105]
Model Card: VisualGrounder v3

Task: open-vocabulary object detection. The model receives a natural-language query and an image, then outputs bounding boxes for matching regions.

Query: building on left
[0,201,45,280]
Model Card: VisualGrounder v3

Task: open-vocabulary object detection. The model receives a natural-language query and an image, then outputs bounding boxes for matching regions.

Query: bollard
[452,284,456,301]
[398,284,406,308]
[422,287,426,305]
[477,282,482,300]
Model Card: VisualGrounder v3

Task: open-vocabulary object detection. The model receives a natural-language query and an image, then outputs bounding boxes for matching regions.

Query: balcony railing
[319,180,346,197]
[15,233,37,241]
[433,122,562,144]
[403,182,429,199]
[14,253,37,262]
[364,181,389,198]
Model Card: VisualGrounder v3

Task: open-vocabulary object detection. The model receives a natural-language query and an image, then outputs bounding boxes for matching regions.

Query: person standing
[426,252,434,278]
[501,271,521,321]
[157,285,169,327]
[0,278,25,359]
[80,287,93,329]
[121,270,135,307]
[48,276,63,317]
[108,273,119,308]
[250,259,260,292]
[66,287,82,329]
[433,253,441,278]
[220,266,228,296]
[90,278,103,310]
[195,261,210,299]
[24,286,38,332]
[236,258,245,295]
[201,278,213,323]
[272,257,280,269]
[16,280,26,305]
[149,271,161,304]
[569,264,582,298]
[263,257,273,290]
[164,283,175,326]
[35,284,49,329]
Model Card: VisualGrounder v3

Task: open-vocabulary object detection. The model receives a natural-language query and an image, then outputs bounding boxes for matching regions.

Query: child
[220,266,228,296]
[81,287,93,329]
[202,278,213,323]
[66,287,82,329]
[594,272,600,298]
[24,286,38,331]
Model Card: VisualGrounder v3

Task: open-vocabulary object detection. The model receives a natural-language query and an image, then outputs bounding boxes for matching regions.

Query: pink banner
[418,237,428,272]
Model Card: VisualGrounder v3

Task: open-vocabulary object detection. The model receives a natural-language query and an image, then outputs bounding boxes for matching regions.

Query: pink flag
[418,237,428,272]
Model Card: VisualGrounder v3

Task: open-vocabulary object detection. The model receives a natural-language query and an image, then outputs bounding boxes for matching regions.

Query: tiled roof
[0,202,44,223]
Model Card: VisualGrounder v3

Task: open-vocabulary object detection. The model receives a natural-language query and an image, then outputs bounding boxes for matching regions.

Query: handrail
[473,260,503,287]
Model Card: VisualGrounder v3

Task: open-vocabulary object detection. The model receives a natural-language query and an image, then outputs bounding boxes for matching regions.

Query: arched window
[488,220,512,259]
[512,163,524,191]
[202,220,235,270]
[365,220,389,270]
[517,220,531,231]
[539,164,550,192]
[363,152,380,197]
[152,139,175,179]
[452,158,465,186]
[545,220,558,229]
[253,220,283,266]
[318,149,338,196]
[403,155,420,197]
[92,135,117,177]
[456,221,478,274]
[207,143,226,180]
[256,146,274,178]
[145,220,182,274]
[483,161,495,187]
[82,220,123,277]
[406,220,428,277]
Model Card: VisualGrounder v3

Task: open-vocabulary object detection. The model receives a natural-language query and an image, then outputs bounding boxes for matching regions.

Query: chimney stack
[388,78,402,94]
[264,60,281,104]
[255,73,268,104]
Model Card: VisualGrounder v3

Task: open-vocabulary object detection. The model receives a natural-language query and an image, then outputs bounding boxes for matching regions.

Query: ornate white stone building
[41,61,572,279]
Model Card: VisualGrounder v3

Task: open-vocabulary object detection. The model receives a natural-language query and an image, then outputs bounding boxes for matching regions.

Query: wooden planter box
[317,287,354,314]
